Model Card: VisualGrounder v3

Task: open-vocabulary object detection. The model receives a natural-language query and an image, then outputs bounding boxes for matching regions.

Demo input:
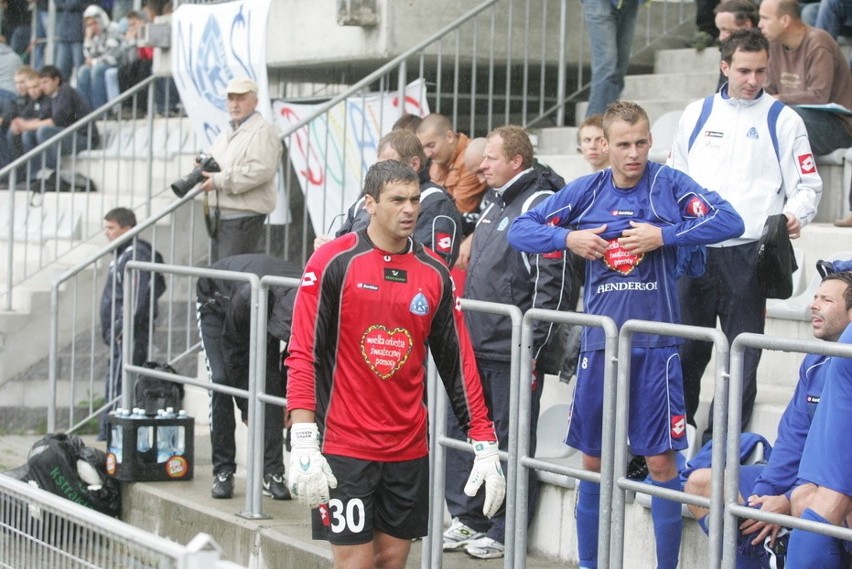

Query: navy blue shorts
[311,454,430,545]
[566,347,688,457]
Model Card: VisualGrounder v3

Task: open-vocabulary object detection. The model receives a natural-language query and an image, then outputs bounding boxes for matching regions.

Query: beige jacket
[208,112,282,215]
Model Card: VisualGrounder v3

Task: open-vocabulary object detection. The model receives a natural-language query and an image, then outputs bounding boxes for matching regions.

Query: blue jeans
[23,126,91,171]
[791,107,852,156]
[55,41,84,83]
[77,63,114,109]
[582,0,639,117]
[815,0,852,38]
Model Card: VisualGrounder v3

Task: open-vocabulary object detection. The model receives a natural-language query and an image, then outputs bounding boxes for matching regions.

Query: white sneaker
[465,536,505,559]
[442,518,485,551]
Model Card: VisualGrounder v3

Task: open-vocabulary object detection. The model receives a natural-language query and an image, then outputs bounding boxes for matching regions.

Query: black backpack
[135,361,184,416]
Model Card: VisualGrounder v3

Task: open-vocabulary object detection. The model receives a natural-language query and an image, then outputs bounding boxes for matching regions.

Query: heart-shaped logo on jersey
[360,325,414,380]
[603,239,644,275]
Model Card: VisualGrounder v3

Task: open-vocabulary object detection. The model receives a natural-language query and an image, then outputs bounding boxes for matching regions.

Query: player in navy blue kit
[507,101,744,569]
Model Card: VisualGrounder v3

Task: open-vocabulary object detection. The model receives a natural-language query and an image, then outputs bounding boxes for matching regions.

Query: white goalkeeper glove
[288,423,338,508]
[464,440,506,518]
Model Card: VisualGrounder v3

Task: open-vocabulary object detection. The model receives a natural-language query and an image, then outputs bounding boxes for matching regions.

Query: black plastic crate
[105,414,194,482]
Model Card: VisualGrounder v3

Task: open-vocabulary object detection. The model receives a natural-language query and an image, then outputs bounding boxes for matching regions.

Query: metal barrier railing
[611,320,730,569]
[0,472,242,568]
[722,333,852,568]
[514,308,618,569]
[426,298,523,569]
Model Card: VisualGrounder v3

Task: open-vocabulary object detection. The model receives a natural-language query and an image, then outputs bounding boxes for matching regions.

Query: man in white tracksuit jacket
[668,28,822,444]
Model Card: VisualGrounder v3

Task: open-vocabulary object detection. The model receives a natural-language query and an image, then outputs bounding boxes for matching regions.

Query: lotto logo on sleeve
[798,153,816,174]
[684,196,708,218]
[301,271,317,287]
[435,232,452,253]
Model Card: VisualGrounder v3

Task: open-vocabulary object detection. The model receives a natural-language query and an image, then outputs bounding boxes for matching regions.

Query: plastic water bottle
[173,410,188,456]
[133,407,152,453]
[108,408,128,462]
[156,407,176,463]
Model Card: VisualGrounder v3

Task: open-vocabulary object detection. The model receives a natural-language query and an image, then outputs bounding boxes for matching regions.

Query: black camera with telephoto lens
[171,153,221,198]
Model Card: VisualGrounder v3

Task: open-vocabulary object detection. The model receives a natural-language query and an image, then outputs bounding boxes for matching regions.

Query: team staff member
[668,29,822,443]
[508,101,744,569]
[286,160,505,569]
[199,77,282,263]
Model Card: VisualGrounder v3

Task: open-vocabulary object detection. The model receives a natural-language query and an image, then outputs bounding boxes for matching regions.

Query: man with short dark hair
[98,207,164,439]
[669,28,822,443]
[509,101,744,569]
[286,160,504,569]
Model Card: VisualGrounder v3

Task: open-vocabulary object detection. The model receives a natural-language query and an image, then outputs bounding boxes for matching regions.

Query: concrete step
[534,126,580,155]
[537,154,595,184]
[575,99,692,129]
[622,72,718,102]
[654,47,721,76]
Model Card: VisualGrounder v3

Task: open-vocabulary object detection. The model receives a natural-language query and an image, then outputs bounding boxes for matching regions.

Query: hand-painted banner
[272,79,430,238]
[171,0,272,147]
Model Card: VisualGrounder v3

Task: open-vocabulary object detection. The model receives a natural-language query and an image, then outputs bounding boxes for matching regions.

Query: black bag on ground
[41,171,98,193]
[25,433,121,518]
[135,361,184,415]
[756,213,798,299]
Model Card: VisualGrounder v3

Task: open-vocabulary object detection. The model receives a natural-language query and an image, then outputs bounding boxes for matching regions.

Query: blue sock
[650,476,683,569]
[787,508,844,569]
[576,480,600,569]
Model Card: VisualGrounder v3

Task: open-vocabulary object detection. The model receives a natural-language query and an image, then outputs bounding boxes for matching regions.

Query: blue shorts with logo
[566,346,688,457]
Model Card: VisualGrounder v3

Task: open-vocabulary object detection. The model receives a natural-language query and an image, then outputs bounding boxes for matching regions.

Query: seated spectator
[684,270,852,568]
[0,36,23,104]
[77,4,123,111]
[20,65,98,176]
[6,68,49,177]
[0,64,33,169]
[107,11,152,114]
[759,0,852,156]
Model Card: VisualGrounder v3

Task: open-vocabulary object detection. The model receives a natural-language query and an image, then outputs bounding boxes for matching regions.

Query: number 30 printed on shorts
[327,498,366,533]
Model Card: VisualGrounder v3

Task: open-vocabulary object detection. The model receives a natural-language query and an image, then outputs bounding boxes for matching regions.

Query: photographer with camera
[189,77,282,264]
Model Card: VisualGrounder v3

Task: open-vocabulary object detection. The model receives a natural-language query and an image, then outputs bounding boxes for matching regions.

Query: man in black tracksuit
[443,126,572,559]
[196,254,301,500]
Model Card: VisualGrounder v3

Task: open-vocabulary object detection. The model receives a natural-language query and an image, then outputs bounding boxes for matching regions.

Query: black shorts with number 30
[310,454,430,545]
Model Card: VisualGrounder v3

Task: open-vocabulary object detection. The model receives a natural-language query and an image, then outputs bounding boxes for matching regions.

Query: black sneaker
[211,472,234,499]
[263,473,291,500]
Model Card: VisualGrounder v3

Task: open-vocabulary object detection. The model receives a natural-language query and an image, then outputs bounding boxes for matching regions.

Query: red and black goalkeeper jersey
[286,231,495,462]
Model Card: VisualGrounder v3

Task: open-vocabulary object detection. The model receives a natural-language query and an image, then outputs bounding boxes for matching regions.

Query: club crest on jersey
[301,271,317,287]
[603,239,643,275]
[798,153,816,174]
[671,415,686,439]
[497,217,509,231]
[685,196,708,218]
[746,127,759,140]
[436,232,452,253]
[384,268,408,283]
[410,292,430,316]
[360,325,414,380]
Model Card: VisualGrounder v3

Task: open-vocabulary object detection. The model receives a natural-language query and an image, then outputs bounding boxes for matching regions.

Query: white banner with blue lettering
[170,0,272,147]
[271,79,430,238]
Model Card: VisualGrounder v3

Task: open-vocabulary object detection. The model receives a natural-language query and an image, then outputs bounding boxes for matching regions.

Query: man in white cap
[199,77,282,263]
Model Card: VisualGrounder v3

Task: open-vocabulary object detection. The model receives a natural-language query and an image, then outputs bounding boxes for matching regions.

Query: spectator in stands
[813,0,852,39]
[109,11,151,115]
[508,101,744,569]
[286,160,504,569]
[713,0,760,89]
[6,67,46,176]
[391,112,422,133]
[668,29,822,443]
[0,64,32,170]
[199,77,282,263]
[77,4,123,111]
[759,0,852,158]
[2,0,32,56]
[416,113,487,216]
[581,0,640,116]
[314,130,463,268]
[443,126,570,560]
[98,207,164,440]
[787,318,852,566]
[27,0,48,70]
[20,65,98,176]
[684,270,852,568]
[196,254,297,501]
[0,37,22,104]
[54,0,86,84]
